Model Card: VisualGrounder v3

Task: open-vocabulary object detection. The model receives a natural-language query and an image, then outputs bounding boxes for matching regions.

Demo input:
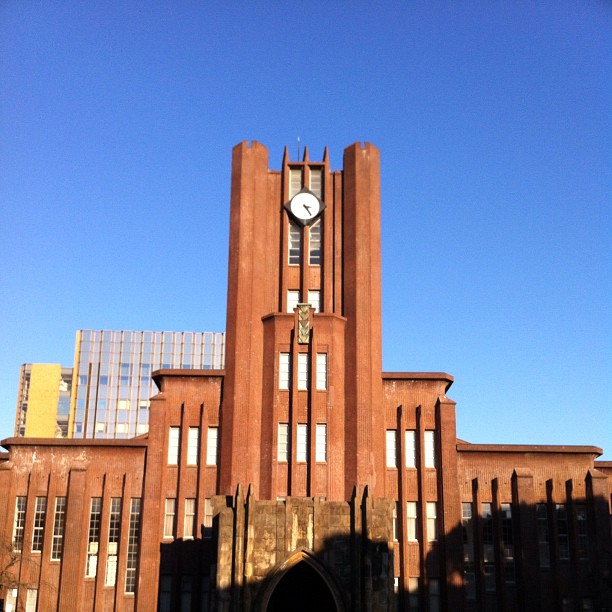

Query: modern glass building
[71,330,225,438]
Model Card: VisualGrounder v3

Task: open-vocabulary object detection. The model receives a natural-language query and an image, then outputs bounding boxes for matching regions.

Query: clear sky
[1,1,610,458]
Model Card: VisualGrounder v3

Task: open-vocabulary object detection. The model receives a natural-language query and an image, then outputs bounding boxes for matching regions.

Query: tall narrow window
[32,497,47,552]
[482,502,495,591]
[315,424,327,462]
[206,427,218,465]
[125,498,141,594]
[12,496,27,552]
[164,499,176,539]
[315,353,327,390]
[408,577,419,611]
[386,430,397,468]
[392,502,399,541]
[51,497,66,561]
[309,219,321,265]
[278,424,289,462]
[288,221,302,265]
[536,503,550,567]
[287,290,300,312]
[279,353,290,390]
[296,424,308,462]
[429,578,440,612]
[462,502,476,599]
[309,167,322,197]
[406,502,418,541]
[187,427,199,465]
[289,167,302,198]
[501,503,515,583]
[297,353,309,390]
[25,589,38,612]
[405,430,416,468]
[424,430,436,468]
[426,502,438,542]
[105,498,122,586]
[203,499,213,539]
[86,497,102,578]
[557,504,570,561]
[168,427,180,465]
[576,504,589,560]
[184,499,196,539]
[307,290,320,312]
[159,575,172,612]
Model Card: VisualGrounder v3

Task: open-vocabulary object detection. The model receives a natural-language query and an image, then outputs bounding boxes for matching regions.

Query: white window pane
[407,502,418,541]
[289,168,302,198]
[297,424,307,462]
[316,353,327,390]
[427,502,438,541]
[405,430,416,468]
[386,430,397,468]
[287,290,300,312]
[425,431,436,468]
[279,353,290,390]
[309,219,321,265]
[297,353,308,390]
[206,427,218,465]
[187,427,199,465]
[278,423,289,462]
[307,290,320,312]
[168,427,180,465]
[315,424,327,462]
[309,167,322,197]
[288,221,301,265]
[184,499,195,539]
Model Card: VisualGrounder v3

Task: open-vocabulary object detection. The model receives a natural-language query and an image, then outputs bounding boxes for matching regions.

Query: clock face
[289,191,321,223]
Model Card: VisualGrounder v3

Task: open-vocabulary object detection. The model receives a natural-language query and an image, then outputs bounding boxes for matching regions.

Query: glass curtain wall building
[71,330,225,439]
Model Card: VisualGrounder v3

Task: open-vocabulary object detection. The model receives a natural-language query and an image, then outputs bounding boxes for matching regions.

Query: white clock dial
[290,192,320,221]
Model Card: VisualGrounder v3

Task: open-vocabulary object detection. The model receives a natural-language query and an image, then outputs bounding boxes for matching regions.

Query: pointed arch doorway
[260,551,344,612]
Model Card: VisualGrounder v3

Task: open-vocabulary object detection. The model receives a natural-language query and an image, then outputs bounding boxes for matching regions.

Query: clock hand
[303,204,312,215]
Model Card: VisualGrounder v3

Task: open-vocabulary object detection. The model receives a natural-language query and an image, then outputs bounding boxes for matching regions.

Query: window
[309,167,322,197]
[105,498,121,586]
[159,575,172,612]
[164,499,176,539]
[309,219,321,265]
[501,503,515,583]
[25,589,38,612]
[429,578,440,612]
[31,496,47,552]
[125,498,141,594]
[576,504,589,560]
[315,353,327,390]
[86,498,102,578]
[279,353,290,390]
[203,498,213,539]
[315,424,327,462]
[557,504,570,561]
[206,427,218,465]
[392,502,399,541]
[184,499,196,539]
[287,290,300,312]
[426,502,438,542]
[307,290,320,312]
[288,221,302,265]
[386,430,397,468]
[424,430,436,468]
[405,430,416,468]
[168,427,180,465]
[51,497,66,561]
[278,424,289,462]
[12,496,27,552]
[408,577,419,611]
[406,502,418,541]
[289,167,302,198]
[297,424,308,462]
[297,353,308,390]
[536,503,550,567]
[482,502,495,591]
[187,427,199,465]
[462,502,475,599]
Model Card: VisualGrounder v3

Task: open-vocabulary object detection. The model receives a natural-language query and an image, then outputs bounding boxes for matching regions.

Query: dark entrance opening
[266,561,337,612]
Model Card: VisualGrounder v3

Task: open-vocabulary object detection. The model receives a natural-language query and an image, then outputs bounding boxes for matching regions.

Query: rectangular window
[287,290,300,312]
[392,502,399,541]
[309,167,322,197]
[462,502,476,599]
[164,498,176,539]
[576,504,589,560]
[424,430,436,468]
[25,589,38,612]
[501,503,515,583]
[309,219,322,265]
[278,423,289,462]
[51,497,66,561]
[405,430,416,468]
[159,575,172,612]
[288,221,302,265]
[408,577,419,611]
[125,498,141,594]
[557,504,570,561]
[406,502,418,541]
[296,424,308,462]
[289,167,302,198]
[206,427,218,465]
[315,353,327,390]
[13,496,27,552]
[429,578,440,612]
[31,497,47,552]
[426,502,438,542]
[482,502,495,591]
[86,498,102,578]
[203,498,213,539]
[105,498,121,586]
[279,353,290,390]
[315,424,327,462]
[297,353,309,390]
[168,427,180,465]
[386,430,397,468]
[536,503,550,567]
[187,427,199,465]
[307,290,320,312]
[184,499,196,539]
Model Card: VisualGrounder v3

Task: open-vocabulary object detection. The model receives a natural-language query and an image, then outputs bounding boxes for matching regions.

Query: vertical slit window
[407,501,418,541]
[386,430,397,468]
[86,497,102,578]
[278,423,289,462]
[287,290,300,312]
[183,499,195,539]
[426,502,438,542]
[462,502,476,599]
[405,430,416,468]
[12,496,27,552]
[307,290,320,313]
[536,503,550,567]
[31,497,47,552]
[125,498,141,594]
[315,424,327,462]
[501,503,515,583]
[187,427,199,465]
[51,497,66,561]
[105,498,121,586]
[297,353,309,390]
[206,427,218,465]
[392,502,399,541]
[557,504,570,561]
[168,427,180,465]
[424,430,436,468]
[309,219,321,265]
[279,353,290,390]
[296,424,308,462]
[408,577,419,611]
[315,353,327,390]
[288,221,302,265]
[289,168,302,198]
[482,502,495,591]
[25,589,38,612]
[576,504,589,560]
[204,499,213,539]
[309,167,322,197]
[164,499,176,539]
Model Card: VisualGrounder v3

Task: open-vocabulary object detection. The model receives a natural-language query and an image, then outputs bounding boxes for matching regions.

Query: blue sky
[1,1,610,458]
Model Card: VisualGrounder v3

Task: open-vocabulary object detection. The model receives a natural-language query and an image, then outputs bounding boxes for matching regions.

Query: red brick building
[1,142,610,611]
